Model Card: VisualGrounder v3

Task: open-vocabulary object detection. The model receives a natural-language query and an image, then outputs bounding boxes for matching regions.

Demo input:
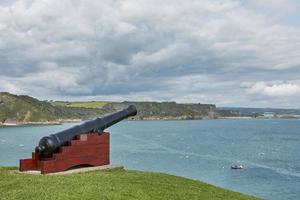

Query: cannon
[35,105,137,157]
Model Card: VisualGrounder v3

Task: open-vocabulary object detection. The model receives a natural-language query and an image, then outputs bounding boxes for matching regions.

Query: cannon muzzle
[35,105,137,157]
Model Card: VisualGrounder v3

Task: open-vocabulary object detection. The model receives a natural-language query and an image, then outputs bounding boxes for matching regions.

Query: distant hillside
[0,92,237,125]
[218,107,300,118]
[0,92,108,124]
[51,101,222,120]
[0,92,57,123]
[104,101,218,120]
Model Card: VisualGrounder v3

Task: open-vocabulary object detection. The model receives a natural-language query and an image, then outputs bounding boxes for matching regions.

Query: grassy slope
[52,101,108,108]
[0,167,259,200]
[0,92,58,122]
[0,93,109,122]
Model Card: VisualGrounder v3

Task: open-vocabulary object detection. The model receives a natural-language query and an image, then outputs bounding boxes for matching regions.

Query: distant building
[263,112,275,118]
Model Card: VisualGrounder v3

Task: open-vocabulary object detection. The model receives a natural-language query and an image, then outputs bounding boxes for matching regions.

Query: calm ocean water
[0,119,299,200]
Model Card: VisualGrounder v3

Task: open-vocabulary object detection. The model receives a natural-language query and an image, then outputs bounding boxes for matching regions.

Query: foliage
[107,101,218,120]
[0,92,57,122]
[0,92,108,123]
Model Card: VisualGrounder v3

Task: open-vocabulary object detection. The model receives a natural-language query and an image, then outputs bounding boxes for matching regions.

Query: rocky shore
[0,119,83,127]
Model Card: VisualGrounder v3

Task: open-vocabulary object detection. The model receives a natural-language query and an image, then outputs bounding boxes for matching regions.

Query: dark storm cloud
[0,0,300,107]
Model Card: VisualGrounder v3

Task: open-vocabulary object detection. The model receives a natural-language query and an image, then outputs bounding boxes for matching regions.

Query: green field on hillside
[0,167,259,200]
[52,101,108,108]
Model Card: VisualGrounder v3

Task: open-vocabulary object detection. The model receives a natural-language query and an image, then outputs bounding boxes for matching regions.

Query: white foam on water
[246,161,300,178]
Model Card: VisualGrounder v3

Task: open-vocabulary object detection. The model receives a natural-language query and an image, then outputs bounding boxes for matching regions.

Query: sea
[0,119,299,200]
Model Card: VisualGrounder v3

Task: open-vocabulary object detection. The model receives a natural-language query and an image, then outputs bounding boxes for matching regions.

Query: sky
[0,0,300,108]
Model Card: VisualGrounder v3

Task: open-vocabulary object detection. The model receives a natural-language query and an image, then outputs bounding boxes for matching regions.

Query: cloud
[247,82,300,97]
[254,0,299,13]
[0,0,300,107]
[0,79,25,94]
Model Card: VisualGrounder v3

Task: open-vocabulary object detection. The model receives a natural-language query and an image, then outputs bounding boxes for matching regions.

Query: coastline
[217,116,253,119]
[1,116,299,128]
[0,119,83,127]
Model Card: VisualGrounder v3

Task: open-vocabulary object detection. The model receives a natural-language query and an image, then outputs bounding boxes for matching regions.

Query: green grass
[0,167,260,200]
[52,101,108,108]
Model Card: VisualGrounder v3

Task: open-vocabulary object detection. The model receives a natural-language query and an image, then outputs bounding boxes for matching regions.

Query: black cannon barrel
[35,105,137,157]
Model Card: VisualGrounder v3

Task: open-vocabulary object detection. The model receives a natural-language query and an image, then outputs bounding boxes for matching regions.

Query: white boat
[231,161,244,169]
[231,164,244,169]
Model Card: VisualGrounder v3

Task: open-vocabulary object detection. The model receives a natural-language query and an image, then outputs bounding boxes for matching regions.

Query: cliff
[0,92,236,124]
[105,101,218,120]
